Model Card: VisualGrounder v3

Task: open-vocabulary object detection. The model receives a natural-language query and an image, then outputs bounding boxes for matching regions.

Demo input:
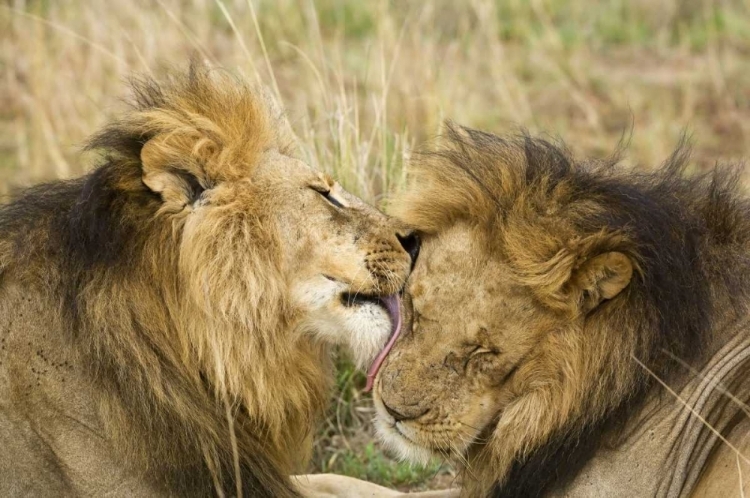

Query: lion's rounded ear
[141,138,205,209]
[572,251,633,314]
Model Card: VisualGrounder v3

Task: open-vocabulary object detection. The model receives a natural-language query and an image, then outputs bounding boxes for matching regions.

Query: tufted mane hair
[391,122,750,496]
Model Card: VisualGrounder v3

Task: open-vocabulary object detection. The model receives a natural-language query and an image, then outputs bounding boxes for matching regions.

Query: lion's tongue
[364,294,402,393]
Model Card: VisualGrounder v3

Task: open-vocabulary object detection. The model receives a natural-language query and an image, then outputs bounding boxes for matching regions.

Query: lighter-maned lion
[0,65,420,497]
[368,124,750,497]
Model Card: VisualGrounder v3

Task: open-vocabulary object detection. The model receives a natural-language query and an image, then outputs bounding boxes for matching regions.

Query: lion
[367,123,750,497]
[0,65,420,497]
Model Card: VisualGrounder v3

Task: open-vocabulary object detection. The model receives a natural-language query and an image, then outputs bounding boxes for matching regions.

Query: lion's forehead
[408,239,524,327]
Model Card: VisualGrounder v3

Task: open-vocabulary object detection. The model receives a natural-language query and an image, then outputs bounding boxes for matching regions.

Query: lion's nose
[382,400,429,422]
[396,232,420,269]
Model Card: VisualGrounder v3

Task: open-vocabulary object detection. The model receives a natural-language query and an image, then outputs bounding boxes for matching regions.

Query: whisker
[347,266,368,305]
[443,436,469,467]
[451,441,478,482]
[383,268,395,293]
[428,455,452,483]
[457,421,490,443]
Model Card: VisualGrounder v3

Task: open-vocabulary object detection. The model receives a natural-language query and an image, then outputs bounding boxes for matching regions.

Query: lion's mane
[0,66,328,496]
[394,123,750,496]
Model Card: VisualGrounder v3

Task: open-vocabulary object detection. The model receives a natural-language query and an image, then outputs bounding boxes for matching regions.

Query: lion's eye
[312,187,344,208]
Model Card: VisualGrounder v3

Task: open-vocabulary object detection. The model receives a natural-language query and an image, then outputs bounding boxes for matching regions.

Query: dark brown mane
[399,122,750,497]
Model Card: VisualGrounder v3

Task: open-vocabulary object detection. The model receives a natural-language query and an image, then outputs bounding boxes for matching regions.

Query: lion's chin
[373,415,436,466]
[338,302,393,368]
[291,277,394,368]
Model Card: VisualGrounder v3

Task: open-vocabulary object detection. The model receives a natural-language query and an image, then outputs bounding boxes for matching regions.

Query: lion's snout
[362,231,417,294]
[378,362,433,421]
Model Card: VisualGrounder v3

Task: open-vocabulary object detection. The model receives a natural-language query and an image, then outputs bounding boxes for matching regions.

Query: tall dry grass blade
[2,6,127,65]
[119,28,154,75]
[631,355,750,465]
[661,348,750,418]
[245,0,282,105]
[154,0,217,63]
[29,96,69,178]
[738,452,747,498]
[212,0,262,87]
[280,41,329,107]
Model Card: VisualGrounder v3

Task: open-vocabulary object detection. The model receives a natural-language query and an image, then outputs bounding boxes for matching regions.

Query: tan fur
[0,65,413,496]
[294,474,459,497]
[372,123,750,497]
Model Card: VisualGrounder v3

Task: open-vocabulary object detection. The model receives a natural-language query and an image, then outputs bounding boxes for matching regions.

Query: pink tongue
[364,294,402,392]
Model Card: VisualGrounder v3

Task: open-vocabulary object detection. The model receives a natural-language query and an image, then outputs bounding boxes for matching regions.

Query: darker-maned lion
[0,66,418,497]
[372,124,750,497]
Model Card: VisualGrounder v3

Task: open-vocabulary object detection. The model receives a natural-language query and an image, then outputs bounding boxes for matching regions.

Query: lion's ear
[571,252,633,314]
[141,138,205,209]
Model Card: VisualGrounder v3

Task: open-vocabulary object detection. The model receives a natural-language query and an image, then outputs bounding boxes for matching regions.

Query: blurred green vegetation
[311,354,452,489]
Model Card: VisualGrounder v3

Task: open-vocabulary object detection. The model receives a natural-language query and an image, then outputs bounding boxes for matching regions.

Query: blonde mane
[0,66,328,496]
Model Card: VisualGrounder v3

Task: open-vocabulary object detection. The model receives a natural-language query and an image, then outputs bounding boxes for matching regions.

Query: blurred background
[3,0,750,490]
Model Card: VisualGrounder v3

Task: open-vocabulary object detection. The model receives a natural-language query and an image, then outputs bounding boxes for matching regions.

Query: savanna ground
[2,0,750,491]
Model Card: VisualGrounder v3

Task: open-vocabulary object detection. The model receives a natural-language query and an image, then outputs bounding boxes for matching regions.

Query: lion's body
[550,319,750,497]
[0,177,305,496]
[0,66,413,496]
[0,282,164,496]
[373,125,750,497]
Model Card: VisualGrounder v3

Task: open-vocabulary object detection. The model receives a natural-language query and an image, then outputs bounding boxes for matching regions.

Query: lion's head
[93,65,418,374]
[371,124,750,496]
[0,65,417,496]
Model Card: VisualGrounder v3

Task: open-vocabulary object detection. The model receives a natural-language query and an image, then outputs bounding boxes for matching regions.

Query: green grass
[310,354,454,489]
[494,0,750,50]
[321,441,445,489]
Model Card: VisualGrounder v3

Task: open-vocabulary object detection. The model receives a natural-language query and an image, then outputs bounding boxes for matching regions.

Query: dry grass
[3,0,750,489]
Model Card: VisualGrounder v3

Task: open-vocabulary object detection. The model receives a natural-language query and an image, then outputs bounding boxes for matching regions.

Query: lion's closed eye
[310,186,344,208]
[470,346,495,356]
[459,345,497,371]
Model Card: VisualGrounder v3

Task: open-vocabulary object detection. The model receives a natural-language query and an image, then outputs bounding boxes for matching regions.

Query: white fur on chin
[290,276,393,368]
[372,396,434,465]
